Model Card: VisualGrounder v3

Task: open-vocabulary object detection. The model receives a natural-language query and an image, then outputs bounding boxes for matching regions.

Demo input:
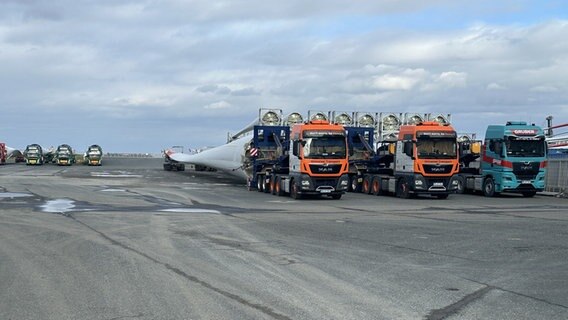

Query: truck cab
[394,121,460,197]
[55,144,74,166]
[481,122,547,196]
[287,119,350,198]
[24,144,44,165]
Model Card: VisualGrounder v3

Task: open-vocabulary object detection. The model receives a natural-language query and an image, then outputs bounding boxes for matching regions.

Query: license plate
[433,182,444,187]
[320,189,332,194]
[522,180,531,184]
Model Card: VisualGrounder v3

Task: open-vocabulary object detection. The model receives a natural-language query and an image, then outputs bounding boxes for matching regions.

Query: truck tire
[397,178,411,199]
[270,176,276,195]
[371,177,382,196]
[351,176,361,193]
[290,180,302,200]
[362,176,372,194]
[257,175,264,192]
[483,177,499,197]
[275,177,285,196]
[522,191,537,197]
[163,163,172,171]
[455,176,465,194]
[263,177,270,193]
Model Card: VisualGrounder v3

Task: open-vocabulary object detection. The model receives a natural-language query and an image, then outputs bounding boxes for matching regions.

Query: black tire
[371,177,382,196]
[436,194,449,199]
[163,163,172,171]
[257,175,264,192]
[351,176,361,193]
[483,177,498,197]
[270,176,277,195]
[276,177,285,196]
[397,178,411,199]
[522,191,537,198]
[263,177,270,193]
[362,176,372,194]
[331,194,342,200]
[290,180,302,200]
[455,176,465,194]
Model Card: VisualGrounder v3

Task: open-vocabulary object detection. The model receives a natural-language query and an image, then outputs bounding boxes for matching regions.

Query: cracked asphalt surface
[1,158,567,319]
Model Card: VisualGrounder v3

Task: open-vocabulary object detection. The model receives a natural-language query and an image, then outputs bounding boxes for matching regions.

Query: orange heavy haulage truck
[349,113,460,199]
[248,110,350,200]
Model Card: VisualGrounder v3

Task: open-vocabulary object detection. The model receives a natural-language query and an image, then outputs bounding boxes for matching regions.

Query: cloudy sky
[1,0,567,153]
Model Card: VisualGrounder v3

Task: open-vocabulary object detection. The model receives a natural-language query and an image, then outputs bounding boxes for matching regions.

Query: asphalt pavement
[1,158,567,320]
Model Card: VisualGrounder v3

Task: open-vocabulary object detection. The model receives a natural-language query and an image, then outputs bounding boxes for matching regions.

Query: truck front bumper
[298,174,349,195]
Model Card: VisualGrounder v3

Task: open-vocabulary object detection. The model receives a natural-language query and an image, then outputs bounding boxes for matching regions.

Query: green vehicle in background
[84,144,103,166]
[24,144,44,165]
[55,144,75,166]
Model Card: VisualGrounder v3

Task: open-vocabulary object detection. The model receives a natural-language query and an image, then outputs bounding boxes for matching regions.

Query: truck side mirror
[293,141,302,159]
[404,142,414,158]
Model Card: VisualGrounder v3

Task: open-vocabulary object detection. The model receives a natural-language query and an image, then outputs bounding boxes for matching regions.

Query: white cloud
[0,1,567,151]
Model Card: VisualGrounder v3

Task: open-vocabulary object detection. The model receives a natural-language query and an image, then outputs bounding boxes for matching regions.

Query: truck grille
[512,162,539,181]
[313,179,337,188]
[309,164,342,174]
[423,164,453,174]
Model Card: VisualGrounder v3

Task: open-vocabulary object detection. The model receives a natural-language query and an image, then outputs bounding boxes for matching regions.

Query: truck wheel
[270,176,276,195]
[522,191,537,197]
[397,179,411,199]
[371,178,382,196]
[257,175,264,192]
[351,176,361,193]
[362,176,372,194]
[331,194,342,200]
[163,163,172,171]
[483,177,498,197]
[455,176,465,194]
[275,177,285,196]
[263,177,270,193]
[290,180,302,200]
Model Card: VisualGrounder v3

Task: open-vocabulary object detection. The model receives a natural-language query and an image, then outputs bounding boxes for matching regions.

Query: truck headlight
[414,175,426,189]
[301,180,310,186]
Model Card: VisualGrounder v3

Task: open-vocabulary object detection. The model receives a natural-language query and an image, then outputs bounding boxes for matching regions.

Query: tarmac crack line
[66,214,292,320]
[425,286,494,320]
[460,277,568,310]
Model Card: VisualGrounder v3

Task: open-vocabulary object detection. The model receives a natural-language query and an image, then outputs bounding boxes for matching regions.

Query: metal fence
[546,158,568,193]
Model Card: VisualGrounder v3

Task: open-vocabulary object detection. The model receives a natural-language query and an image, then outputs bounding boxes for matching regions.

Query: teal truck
[456,121,547,197]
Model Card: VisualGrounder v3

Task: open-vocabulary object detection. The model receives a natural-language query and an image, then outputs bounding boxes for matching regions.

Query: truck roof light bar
[259,108,283,126]
[308,110,329,122]
[332,111,354,126]
[285,112,304,126]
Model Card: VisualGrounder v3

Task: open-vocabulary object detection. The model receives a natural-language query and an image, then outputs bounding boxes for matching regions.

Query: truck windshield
[303,136,346,159]
[506,137,546,157]
[416,138,457,159]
